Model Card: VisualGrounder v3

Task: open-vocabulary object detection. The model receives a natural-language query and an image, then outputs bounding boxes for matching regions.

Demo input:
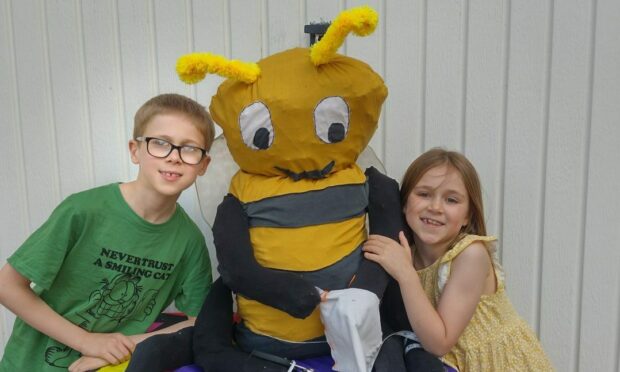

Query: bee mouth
[275,161,335,181]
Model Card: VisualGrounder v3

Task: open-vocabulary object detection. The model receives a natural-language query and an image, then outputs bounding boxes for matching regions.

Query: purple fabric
[173,360,458,372]
[174,365,203,372]
[297,356,458,372]
[296,355,335,371]
[296,356,458,372]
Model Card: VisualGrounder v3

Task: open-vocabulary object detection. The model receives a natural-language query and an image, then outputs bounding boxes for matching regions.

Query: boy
[0,93,214,371]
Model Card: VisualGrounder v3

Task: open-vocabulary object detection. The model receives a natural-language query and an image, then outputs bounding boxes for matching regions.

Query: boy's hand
[68,356,110,372]
[77,332,135,365]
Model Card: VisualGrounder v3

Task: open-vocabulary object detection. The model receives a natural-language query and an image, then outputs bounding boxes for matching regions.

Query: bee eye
[314,96,349,144]
[239,101,274,150]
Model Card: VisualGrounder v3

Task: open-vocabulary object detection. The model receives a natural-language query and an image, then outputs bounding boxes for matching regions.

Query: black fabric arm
[350,167,406,297]
[212,194,320,319]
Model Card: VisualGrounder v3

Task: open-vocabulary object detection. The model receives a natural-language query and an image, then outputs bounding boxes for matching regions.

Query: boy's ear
[197,156,211,176]
[128,140,140,164]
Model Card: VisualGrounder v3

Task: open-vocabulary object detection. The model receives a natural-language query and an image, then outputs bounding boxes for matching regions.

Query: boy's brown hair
[134,93,215,150]
[400,147,487,238]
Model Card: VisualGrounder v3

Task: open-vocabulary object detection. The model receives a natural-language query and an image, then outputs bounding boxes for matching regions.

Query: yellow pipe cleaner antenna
[310,5,379,66]
[176,53,261,84]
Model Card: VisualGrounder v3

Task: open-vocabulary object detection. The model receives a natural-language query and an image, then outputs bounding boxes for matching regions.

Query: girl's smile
[420,217,444,227]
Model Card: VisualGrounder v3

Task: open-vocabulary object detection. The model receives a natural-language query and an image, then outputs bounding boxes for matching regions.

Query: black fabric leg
[372,336,406,372]
[193,277,287,372]
[380,278,411,333]
[404,349,444,372]
[193,277,234,358]
[125,327,194,372]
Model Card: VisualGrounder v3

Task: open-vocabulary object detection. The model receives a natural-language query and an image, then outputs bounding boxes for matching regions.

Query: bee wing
[357,145,386,175]
[195,134,239,227]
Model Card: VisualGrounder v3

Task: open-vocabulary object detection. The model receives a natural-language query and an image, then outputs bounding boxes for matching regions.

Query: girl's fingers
[368,232,409,248]
[320,290,329,302]
[364,241,397,253]
[365,239,391,250]
[363,252,380,263]
[362,240,383,252]
[367,234,394,242]
[398,231,410,248]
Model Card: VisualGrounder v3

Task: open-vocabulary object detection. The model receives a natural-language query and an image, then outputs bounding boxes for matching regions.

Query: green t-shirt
[0,183,212,371]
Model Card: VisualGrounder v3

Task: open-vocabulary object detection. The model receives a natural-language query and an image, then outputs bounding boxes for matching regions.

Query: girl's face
[404,164,470,252]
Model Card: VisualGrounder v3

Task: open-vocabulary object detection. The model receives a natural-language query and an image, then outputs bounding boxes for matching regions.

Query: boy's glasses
[135,137,208,165]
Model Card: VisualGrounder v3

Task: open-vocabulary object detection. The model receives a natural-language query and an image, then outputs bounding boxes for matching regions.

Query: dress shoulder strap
[435,235,503,294]
[440,234,497,264]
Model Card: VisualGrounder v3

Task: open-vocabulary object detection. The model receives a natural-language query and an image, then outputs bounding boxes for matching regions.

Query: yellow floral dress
[415,234,554,371]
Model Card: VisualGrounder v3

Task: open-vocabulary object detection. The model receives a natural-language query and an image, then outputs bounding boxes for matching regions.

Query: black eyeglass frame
[135,136,209,165]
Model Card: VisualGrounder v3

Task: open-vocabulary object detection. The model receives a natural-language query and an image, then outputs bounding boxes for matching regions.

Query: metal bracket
[304,23,330,46]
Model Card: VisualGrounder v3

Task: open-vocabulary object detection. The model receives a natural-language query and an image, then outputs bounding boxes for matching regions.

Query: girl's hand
[77,332,134,365]
[320,290,330,302]
[363,232,415,282]
[68,355,111,372]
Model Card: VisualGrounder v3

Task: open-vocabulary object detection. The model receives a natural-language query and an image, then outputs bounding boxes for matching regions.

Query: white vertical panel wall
[1,0,618,370]
[502,0,550,335]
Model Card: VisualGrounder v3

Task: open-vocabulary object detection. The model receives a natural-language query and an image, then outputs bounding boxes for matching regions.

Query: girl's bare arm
[364,234,491,356]
[398,242,491,355]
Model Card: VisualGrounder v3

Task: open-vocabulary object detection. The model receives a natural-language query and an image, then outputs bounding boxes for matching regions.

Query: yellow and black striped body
[230,165,368,341]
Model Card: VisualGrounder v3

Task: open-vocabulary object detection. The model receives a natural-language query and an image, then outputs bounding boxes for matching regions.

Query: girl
[363,148,553,371]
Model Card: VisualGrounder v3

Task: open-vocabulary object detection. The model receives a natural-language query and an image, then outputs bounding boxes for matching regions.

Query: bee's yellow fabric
[210,48,387,177]
[230,166,367,341]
